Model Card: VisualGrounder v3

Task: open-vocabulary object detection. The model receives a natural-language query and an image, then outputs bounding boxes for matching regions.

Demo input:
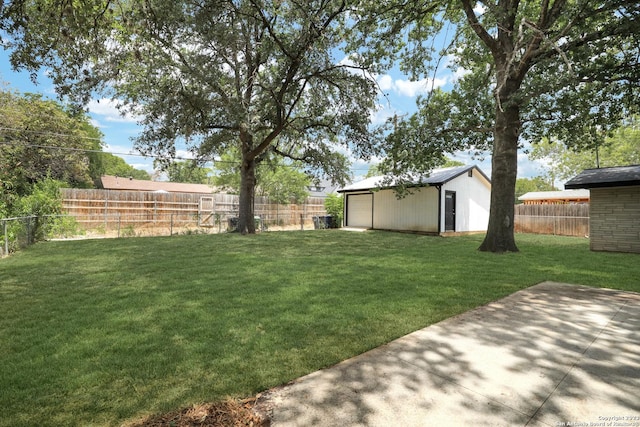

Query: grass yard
[1,231,638,426]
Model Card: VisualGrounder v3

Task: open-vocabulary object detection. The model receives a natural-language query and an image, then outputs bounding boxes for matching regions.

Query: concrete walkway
[259,282,640,426]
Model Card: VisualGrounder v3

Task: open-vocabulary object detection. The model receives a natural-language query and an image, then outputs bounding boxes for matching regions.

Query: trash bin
[315,215,333,229]
[313,216,320,229]
[322,215,337,229]
[228,217,238,230]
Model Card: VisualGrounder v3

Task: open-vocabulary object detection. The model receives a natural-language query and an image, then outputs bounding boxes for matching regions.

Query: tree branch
[460,0,499,56]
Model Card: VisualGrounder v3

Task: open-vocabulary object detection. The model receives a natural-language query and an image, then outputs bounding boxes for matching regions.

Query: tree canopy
[213,149,312,204]
[0,90,97,206]
[1,0,380,233]
[530,117,640,184]
[350,0,640,251]
[0,88,150,208]
[165,160,210,184]
[99,153,151,183]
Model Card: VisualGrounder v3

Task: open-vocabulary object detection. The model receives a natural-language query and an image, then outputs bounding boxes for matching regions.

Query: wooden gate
[198,197,215,227]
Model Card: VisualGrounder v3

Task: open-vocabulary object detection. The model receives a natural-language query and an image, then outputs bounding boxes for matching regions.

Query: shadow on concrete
[260,282,640,426]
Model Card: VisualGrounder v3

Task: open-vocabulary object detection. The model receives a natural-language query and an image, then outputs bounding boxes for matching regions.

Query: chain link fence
[1,211,340,257]
[1,214,80,257]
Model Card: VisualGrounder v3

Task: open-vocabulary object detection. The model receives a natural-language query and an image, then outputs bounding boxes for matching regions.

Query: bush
[324,193,343,227]
[14,178,65,242]
[49,215,83,238]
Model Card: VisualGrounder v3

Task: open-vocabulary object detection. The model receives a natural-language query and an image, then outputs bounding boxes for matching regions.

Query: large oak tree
[1,0,379,233]
[351,0,639,252]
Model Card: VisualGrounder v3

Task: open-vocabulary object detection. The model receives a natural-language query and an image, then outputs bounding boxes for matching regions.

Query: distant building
[518,189,590,205]
[307,179,340,198]
[101,175,215,194]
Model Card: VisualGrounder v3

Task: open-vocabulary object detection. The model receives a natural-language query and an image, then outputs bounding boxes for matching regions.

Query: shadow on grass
[261,282,640,426]
[2,232,639,426]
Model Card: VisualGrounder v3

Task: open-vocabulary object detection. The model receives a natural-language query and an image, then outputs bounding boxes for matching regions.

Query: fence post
[2,220,7,256]
[104,191,108,230]
[117,214,121,238]
[170,213,174,236]
[300,214,303,231]
[26,216,31,245]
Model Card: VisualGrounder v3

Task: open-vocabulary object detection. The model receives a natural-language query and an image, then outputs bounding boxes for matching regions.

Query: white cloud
[452,67,472,82]
[377,75,447,97]
[87,98,140,123]
[130,162,155,173]
[175,149,197,160]
[337,54,357,68]
[473,3,487,15]
[395,79,427,97]
[377,75,394,91]
[369,103,395,125]
[103,143,133,154]
[89,118,104,128]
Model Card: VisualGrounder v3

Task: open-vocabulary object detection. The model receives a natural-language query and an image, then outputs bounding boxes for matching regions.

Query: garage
[345,193,373,228]
[339,165,491,234]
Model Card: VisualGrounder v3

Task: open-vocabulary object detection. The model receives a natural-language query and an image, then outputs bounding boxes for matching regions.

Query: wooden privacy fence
[61,188,327,234]
[514,203,590,237]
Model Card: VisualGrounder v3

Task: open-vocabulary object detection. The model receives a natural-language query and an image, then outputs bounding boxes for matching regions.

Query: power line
[0,140,374,171]
[0,126,376,171]
[0,126,103,141]
[0,140,169,162]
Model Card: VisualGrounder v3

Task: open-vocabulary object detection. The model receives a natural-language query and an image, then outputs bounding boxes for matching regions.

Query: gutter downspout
[370,191,374,229]
[436,185,442,234]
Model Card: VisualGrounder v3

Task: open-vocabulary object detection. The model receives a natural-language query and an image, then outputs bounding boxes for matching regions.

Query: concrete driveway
[259,282,640,426]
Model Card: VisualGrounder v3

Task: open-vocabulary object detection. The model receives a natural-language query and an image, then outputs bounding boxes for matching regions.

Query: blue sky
[1,48,548,184]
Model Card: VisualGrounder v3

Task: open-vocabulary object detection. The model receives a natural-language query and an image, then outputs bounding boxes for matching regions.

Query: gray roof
[307,178,340,197]
[338,165,490,192]
[565,165,640,189]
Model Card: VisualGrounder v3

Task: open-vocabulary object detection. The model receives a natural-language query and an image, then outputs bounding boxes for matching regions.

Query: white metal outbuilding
[338,165,491,234]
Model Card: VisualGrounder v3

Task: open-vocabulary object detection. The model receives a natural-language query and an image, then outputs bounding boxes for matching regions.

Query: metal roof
[101,175,215,193]
[518,189,590,201]
[338,165,490,192]
[565,165,640,189]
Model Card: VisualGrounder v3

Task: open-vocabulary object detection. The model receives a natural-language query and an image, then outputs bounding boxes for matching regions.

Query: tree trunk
[479,99,520,253]
[237,154,257,234]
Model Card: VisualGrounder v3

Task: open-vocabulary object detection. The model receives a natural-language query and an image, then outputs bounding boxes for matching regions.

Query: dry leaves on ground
[126,397,269,427]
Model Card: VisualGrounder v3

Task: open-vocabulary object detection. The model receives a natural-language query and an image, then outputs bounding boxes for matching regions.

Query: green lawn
[1,231,638,426]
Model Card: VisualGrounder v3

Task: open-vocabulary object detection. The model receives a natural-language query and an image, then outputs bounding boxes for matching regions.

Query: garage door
[346,194,373,228]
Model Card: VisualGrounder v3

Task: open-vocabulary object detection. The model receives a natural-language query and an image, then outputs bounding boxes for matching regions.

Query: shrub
[324,193,343,227]
[14,178,65,241]
[49,215,83,238]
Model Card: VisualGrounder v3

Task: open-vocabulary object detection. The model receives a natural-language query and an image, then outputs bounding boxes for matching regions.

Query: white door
[346,194,373,228]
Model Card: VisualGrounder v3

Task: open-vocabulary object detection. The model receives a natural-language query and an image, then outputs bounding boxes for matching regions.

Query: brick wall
[589,186,640,253]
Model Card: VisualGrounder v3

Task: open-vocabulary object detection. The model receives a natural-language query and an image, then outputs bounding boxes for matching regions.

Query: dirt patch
[125,397,270,427]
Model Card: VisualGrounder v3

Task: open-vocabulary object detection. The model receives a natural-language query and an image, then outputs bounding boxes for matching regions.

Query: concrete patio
[259,282,640,426]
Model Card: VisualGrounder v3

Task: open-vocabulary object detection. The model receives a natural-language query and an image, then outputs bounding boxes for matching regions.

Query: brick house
[565,165,640,253]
